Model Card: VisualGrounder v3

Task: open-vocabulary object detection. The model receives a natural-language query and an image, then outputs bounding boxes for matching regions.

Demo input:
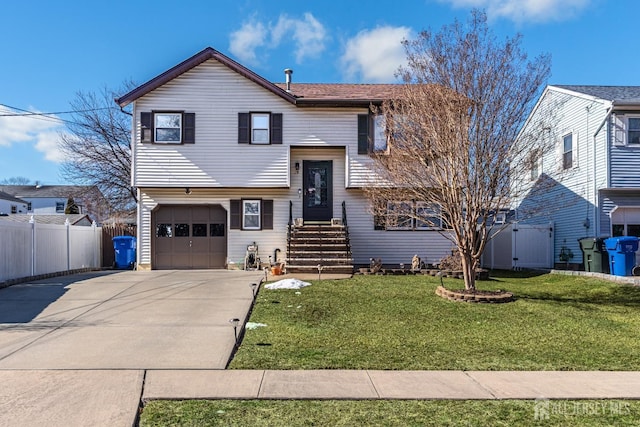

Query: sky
[0,0,634,185]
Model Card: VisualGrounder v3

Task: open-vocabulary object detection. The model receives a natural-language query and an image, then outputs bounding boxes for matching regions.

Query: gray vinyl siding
[132,59,377,188]
[609,114,640,188]
[515,88,610,264]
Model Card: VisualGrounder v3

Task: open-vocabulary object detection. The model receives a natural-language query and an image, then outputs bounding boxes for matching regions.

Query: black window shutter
[230,200,241,229]
[262,200,274,229]
[271,113,283,144]
[357,114,369,154]
[141,112,152,142]
[183,113,195,144]
[238,113,250,144]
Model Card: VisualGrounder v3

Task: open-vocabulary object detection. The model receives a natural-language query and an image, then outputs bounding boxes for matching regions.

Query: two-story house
[514,85,640,269]
[116,47,455,271]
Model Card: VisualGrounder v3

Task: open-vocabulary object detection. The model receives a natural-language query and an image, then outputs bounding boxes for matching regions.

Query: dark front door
[303,160,333,222]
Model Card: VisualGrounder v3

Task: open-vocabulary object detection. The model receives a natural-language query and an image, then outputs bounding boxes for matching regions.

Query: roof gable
[116,47,297,107]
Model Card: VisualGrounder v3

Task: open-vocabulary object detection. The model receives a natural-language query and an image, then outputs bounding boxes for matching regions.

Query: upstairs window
[628,117,640,144]
[155,113,182,143]
[562,133,573,170]
[358,114,389,154]
[373,115,389,152]
[529,149,541,181]
[140,112,195,144]
[238,112,283,144]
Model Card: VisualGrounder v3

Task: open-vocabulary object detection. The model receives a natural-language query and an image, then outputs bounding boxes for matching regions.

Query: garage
[152,204,227,269]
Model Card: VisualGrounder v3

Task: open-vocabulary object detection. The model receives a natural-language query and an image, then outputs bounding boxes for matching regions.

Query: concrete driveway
[0,269,263,426]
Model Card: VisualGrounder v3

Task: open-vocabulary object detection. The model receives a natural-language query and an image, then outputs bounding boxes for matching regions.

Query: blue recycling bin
[604,236,639,276]
[113,236,137,269]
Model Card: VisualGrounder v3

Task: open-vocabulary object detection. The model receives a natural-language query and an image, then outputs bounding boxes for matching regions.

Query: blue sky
[0,0,633,184]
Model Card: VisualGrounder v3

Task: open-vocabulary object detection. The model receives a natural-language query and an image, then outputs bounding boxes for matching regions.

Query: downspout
[592,103,614,237]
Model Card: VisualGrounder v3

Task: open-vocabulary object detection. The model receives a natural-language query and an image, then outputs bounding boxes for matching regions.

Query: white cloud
[229,13,327,66]
[0,106,65,163]
[440,0,591,23]
[340,26,412,83]
[229,20,268,65]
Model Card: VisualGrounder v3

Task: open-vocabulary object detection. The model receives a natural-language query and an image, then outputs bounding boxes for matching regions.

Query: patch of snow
[245,322,267,330]
[264,278,311,290]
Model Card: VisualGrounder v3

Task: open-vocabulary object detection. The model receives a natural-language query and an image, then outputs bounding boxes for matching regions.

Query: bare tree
[58,82,136,216]
[365,10,554,291]
[0,177,32,185]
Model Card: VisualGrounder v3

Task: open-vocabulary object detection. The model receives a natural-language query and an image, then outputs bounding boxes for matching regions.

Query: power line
[0,104,113,117]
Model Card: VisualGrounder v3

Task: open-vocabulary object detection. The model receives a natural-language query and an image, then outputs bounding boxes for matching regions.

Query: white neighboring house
[0,190,28,215]
[0,185,104,219]
[116,47,456,271]
[514,85,640,269]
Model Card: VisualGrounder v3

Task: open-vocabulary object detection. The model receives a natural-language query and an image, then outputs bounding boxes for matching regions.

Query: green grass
[140,399,640,426]
[229,272,640,370]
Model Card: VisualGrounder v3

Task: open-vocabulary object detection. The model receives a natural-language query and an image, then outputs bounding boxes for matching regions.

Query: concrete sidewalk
[142,369,640,401]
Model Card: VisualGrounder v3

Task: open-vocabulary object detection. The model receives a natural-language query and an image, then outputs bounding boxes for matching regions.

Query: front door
[303,160,333,222]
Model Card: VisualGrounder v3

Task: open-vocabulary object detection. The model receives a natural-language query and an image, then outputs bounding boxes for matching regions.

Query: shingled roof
[116,47,402,108]
[0,185,96,198]
[553,85,640,104]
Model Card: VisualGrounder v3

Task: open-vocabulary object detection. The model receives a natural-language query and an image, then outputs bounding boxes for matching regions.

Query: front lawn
[229,272,640,370]
[140,399,640,426]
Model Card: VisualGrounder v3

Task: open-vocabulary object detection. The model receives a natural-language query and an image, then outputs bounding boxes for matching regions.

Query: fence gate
[482,222,554,270]
[512,223,554,269]
[102,224,137,267]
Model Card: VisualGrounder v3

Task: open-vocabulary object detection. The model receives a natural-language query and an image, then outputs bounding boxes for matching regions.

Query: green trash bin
[578,237,610,274]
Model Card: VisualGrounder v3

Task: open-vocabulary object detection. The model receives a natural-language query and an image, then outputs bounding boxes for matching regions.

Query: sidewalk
[142,369,640,401]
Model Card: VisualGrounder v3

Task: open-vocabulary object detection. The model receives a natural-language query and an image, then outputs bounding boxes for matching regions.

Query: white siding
[133,59,378,188]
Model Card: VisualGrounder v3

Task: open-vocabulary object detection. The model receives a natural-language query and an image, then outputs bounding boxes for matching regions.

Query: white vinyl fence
[0,220,102,283]
[482,222,554,270]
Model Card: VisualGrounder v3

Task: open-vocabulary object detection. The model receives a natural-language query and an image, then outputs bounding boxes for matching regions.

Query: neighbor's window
[251,113,270,144]
[628,118,640,144]
[27,202,32,212]
[562,133,573,169]
[243,200,261,230]
[529,149,541,181]
[155,113,182,144]
[56,202,65,213]
[386,201,413,230]
[11,205,17,214]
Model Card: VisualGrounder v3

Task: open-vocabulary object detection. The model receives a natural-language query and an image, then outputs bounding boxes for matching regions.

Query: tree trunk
[460,250,476,291]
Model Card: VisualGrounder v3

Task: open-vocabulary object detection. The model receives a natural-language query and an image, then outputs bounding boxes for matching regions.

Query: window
[629,118,640,144]
[140,112,195,144]
[192,223,207,237]
[373,115,388,152]
[358,114,389,154]
[155,113,181,143]
[243,200,261,230]
[156,224,173,237]
[10,205,17,214]
[416,202,441,229]
[238,112,283,144]
[175,224,189,237]
[56,202,65,213]
[386,201,414,230]
[210,224,225,237]
[27,202,32,212]
[251,114,270,144]
[230,199,274,230]
[562,133,573,169]
[529,149,541,181]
